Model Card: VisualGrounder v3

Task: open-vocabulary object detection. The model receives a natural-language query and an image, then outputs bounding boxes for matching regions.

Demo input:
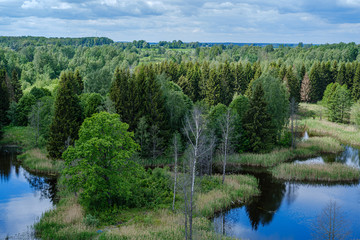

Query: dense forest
[1,36,360,239]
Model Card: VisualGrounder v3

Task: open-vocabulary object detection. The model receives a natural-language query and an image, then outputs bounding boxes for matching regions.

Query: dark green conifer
[11,70,22,102]
[110,67,130,123]
[205,68,221,106]
[0,69,9,126]
[352,64,360,101]
[243,84,275,153]
[74,69,84,95]
[47,71,83,159]
[286,66,300,103]
[336,63,346,85]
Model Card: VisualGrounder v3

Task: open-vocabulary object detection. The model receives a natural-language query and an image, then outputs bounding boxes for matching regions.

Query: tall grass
[272,163,360,182]
[197,175,259,218]
[35,174,257,240]
[225,137,343,167]
[1,126,61,174]
[301,118,360,147]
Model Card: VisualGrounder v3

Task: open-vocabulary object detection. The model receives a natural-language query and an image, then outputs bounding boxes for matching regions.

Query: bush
[83,214,100,227]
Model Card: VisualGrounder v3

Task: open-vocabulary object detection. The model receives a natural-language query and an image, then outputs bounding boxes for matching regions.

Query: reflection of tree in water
[0,150,21,182]
[244,171,287,230]
[24,173,58,203]
[285,182,299,206]
[311,200,351,240]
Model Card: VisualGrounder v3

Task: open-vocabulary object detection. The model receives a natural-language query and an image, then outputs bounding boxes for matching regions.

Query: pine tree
[0,69,9,126]
[243,84,275,153]
[234,62,246,94]
[352,64,360,101]
[47,71,84,159]
[10,70,22,102]
[219,61,234,105]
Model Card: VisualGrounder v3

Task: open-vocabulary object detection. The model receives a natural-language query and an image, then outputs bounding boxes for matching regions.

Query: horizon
[0,1,360,44]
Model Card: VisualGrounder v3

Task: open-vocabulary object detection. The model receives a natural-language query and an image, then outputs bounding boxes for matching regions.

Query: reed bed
[226,137,343,167]
[272,163,360,182]
[302,118,360,147]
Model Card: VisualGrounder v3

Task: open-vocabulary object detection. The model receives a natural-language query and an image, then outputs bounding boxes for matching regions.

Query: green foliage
[62,112,142,210]
[229,94,249,152]
[323,83,352,123]
[47,71,83,159]
[16,93,36,126]
[0,68,9,126]
[207,103,227,139]
[352,64,360,101]
[83,214,100,227]
[352,100,360,127]
[80,93,104,118]
[29,96,55,140]
[11,70,22,102]
[285,66,300,103]
[30,87,52,100]
[243,83,276,153]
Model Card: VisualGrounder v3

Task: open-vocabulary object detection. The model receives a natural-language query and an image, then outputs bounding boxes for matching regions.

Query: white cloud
[21,0,42,9]
[337,0,360,7]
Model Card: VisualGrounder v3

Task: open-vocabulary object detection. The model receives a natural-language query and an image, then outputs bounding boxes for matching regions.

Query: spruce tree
[286,66,300,103]
[219,61,234,105]
[352,64,360,101]
[336,63,346,85]
[74,69,84,95]
[205,68,221,106]
[11,70,22,102]
[0,69,9,126]
[110,67,130,123]
[234,62,246,94]
[309,62,323,103]
[243,84,275,153]
[47,71,83,159]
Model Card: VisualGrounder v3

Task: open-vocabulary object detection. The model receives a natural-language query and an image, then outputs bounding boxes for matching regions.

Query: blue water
[214,146,360,239]
[0,148,56,239]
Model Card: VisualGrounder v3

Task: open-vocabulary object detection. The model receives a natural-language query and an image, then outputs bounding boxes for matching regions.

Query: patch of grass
[34,193,98,240]
[36,174,257,240]
[225,137,343,167]
[1,126,61,174]
[17,148,63,175]
[272,163,360,182]
[196,175,259,218]
[301,118,360,147]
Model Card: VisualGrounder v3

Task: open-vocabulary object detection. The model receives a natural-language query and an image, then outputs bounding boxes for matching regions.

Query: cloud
[0,0,359,43]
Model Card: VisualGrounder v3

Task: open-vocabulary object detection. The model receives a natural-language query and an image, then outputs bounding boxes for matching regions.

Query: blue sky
[0,0,360,43]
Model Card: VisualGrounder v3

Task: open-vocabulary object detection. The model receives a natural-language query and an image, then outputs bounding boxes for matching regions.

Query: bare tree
[219,109,235,184]
[29,101,43,147]
[311,200,351,240]
[183,107,214,240]
[172,132,181,211]
[290,97,297,150]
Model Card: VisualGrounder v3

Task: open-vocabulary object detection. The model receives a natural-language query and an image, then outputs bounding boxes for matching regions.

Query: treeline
[0,36,114,50]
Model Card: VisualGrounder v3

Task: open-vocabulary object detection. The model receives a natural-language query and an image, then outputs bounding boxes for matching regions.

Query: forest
[1,37,360,239]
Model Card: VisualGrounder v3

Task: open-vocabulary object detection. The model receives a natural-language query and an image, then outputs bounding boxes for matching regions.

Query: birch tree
[219,109,235,184]
[183,107,214,240]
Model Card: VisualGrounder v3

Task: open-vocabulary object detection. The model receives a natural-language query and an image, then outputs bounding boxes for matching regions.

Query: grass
[197,175,259,218]
[272,163,360,182]
[224,137,343,167]
[35,174,258,240]
[301,118,360,147]
[0,126,61,175]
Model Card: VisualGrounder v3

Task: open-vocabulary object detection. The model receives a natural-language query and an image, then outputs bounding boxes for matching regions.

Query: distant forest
[0,36,359,159]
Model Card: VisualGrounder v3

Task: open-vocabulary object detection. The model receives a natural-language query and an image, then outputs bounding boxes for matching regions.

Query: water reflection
[295,146,360,169]
[214,170,360,240]
[0,149,57,238]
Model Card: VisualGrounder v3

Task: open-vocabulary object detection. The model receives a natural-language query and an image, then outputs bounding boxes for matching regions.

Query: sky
[0,0,360,43]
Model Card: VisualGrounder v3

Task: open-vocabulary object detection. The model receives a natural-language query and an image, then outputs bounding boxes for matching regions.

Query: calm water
[214,146,360,239]
[0,147,57,239]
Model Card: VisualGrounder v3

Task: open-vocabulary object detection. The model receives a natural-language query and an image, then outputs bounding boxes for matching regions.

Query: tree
[352,64,360,101]
[309,62,324,103]
[286,66,300,103]
[11,70,22,102]
[219,109,235,184]
[183,107,214,240]
[311,200,351,240]
[62,112,141,211]
[47,71,84,159]
[205,68,221,106]
[300,73,311,103]
[29,101,43,146]
[172,132,181,211]
[324,83,352,123]
[229,94,249,152]
[16,93,36,126]
[0,68,9,126]
[243,84,275,153]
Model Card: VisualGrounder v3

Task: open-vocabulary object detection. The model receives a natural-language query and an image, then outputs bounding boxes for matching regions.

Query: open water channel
[214,144,360,239]
[0,147,56,239]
